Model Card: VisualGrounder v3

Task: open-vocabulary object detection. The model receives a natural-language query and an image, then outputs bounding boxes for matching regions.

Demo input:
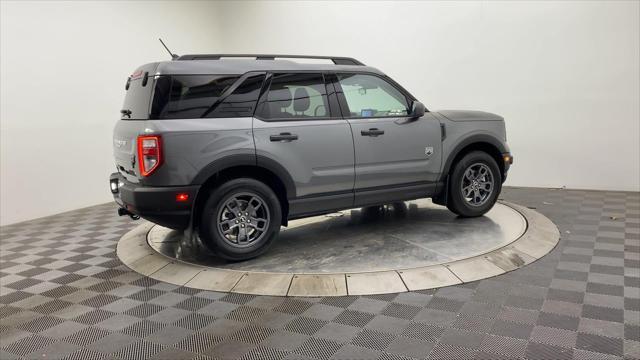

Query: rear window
[121,76,154,120]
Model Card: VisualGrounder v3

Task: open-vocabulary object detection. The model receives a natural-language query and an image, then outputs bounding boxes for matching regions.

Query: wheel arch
[191,155,295,227]
[441,134,507,181]
[434,135,505,207]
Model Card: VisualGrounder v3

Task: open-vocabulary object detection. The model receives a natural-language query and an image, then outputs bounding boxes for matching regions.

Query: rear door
[253,73,355,217]
[335,73,442,205]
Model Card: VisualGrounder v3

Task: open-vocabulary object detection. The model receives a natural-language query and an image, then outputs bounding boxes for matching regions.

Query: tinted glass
[205,74,266,118]
[337,74,409,117]
[121,76,154,120]
[151,75,239,119]
[257,73,329,119]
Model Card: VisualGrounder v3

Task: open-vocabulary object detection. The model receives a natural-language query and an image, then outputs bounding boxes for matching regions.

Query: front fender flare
[440,133,507,179]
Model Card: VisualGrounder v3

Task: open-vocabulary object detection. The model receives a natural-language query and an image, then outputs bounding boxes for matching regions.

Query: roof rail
[175,54,365,66]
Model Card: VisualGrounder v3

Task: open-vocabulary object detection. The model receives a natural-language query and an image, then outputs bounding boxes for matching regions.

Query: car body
[111,54,512,260]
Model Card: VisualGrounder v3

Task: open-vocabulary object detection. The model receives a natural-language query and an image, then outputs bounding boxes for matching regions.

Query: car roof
[146,59,386,76]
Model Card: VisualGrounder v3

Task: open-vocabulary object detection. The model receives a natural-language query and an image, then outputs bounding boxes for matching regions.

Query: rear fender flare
[191,154,296,199]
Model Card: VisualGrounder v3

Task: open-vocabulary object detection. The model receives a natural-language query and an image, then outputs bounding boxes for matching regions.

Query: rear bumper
[110,173,198,230]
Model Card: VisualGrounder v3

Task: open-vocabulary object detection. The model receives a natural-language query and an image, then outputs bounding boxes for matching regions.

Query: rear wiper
[120,109,132,118]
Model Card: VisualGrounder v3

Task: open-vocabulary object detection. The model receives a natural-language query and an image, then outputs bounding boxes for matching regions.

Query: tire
[199,178,282,261]
[446,151,501,217]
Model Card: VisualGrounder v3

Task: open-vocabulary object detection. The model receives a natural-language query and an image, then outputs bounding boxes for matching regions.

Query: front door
[253,73,355,217]
[334,73,442,206]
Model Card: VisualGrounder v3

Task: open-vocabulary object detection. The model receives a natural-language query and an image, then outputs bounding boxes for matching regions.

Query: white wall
[215,0,640,192]
[0,1,220,225]
[2,1,639,226]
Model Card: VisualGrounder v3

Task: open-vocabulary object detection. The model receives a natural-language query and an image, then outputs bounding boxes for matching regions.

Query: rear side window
[256,73,329,120]
[337,73,409,118]
[205,74,266,118]
[151,75,239,119]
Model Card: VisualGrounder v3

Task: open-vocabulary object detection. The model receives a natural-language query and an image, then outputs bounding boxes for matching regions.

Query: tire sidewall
[449,151,502,216]
[199,178,281,260]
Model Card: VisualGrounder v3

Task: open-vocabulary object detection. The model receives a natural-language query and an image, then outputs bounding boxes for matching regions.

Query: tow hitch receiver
[118,207,140,220]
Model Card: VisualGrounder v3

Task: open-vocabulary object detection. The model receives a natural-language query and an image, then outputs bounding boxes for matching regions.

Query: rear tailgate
[114,63,158,183]
[113,120,146,183]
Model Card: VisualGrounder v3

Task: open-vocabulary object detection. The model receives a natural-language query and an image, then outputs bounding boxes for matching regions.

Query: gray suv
[111,54,512,260]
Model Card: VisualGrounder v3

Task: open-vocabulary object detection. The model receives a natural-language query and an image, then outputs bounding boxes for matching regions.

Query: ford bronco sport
[111,54,513,260]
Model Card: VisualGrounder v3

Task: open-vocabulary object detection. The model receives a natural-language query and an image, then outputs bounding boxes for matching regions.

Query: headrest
[268,88,292,108]
[279,88,292,108]
[293,87,310,113]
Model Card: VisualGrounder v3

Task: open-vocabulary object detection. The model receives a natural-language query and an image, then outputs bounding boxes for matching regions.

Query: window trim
[333,72,425,120]
[253,71,344,122]
[146,70,425,121]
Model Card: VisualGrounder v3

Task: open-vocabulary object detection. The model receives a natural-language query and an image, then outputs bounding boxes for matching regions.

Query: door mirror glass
[410,101,426,118]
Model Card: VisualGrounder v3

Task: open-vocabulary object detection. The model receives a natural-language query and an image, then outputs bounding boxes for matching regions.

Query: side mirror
[410,101,426,118]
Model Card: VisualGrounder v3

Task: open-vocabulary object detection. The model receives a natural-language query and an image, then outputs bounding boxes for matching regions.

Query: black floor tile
[0,188,637,360]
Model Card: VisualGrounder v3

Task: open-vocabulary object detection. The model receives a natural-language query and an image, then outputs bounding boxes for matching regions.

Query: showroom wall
[1,1,638,226]
[0,1,220,225]
[215,0,640,191]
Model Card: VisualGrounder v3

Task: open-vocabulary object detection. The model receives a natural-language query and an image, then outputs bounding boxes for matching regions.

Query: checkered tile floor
[0,187,638,359]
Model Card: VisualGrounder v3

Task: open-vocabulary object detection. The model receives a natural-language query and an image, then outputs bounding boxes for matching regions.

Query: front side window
[257,73,329,120]
[337,74,409,118]
[151,75,239,119]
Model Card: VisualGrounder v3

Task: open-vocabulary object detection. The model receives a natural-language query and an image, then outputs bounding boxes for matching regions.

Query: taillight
[137,135,162,176]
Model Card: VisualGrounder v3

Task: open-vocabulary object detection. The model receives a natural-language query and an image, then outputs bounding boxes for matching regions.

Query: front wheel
[446,151,501,217]
[199,178,281,261]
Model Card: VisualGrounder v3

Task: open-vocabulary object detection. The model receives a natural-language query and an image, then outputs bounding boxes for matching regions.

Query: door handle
[361,128,385,137]
[270,132,298,142]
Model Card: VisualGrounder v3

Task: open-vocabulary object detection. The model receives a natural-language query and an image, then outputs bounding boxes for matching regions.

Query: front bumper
[502,152,513,182]
[110,173,198,230]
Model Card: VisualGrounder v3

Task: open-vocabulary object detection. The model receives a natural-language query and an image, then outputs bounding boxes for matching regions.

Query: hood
[437,110,503,122]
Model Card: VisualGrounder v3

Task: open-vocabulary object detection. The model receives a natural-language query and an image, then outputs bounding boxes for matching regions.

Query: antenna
[159,38,179,60]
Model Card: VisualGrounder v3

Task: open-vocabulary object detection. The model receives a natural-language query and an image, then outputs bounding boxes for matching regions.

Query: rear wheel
[199,178,281,261]
[446,151,501,217]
